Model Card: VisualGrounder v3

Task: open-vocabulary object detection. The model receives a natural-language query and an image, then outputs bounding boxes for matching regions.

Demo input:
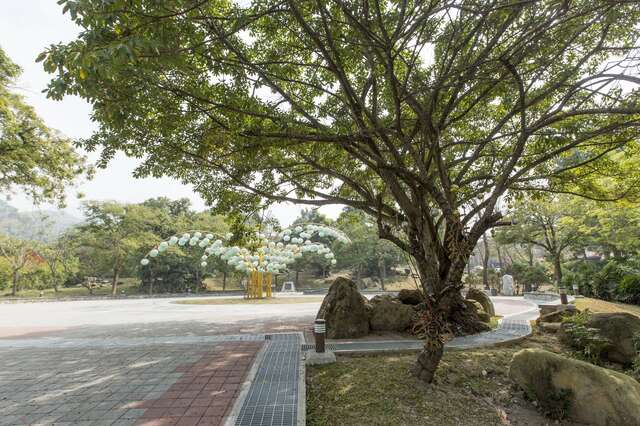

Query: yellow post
[252,270,258,298]
[266,273,272,298]
[257,271,263,299]
[249,270,257,299]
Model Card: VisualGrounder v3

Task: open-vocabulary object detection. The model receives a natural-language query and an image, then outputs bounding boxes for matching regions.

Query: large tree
[42,0,640,382]
[0,46,88,206]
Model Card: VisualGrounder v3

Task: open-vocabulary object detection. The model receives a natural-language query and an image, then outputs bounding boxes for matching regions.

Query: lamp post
[314,319,326,353]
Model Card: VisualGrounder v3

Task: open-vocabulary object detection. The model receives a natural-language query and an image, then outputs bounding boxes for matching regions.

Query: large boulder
[509,348,640,425]
[397,289,423,305]
[465,288,495,317]
[560,312,640,365]
[369,296,414,332]
[317,277,370,339]
[464,299,491,323]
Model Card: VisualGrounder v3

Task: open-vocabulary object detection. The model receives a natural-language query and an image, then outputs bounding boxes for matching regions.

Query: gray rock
[397,289,424,305]
[537,305,578,324]
[466,288,495,317]
[317,277,370,339]
[537,322,562,333]
[509,348,640,426]
[560,312,640,365]
[369,297,414,332]
[539,303,577,316]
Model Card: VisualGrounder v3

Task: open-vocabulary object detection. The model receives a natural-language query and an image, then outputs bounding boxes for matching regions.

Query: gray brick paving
[0,345,210,426]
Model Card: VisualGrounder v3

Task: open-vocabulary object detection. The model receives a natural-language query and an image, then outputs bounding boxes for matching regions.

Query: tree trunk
[553,254,562,289]
[379,258,386,291]
[111,267,120,296]
[412,341,444,383]
[410,249,486,383]
[222,271,227,291]
[12,270,18,296]
[482,234,490,290]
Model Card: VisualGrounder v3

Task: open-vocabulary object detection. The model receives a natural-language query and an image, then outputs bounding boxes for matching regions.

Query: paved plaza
[0,295,540,425]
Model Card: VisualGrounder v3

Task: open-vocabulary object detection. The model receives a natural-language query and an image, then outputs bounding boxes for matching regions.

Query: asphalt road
[0,294,539,339]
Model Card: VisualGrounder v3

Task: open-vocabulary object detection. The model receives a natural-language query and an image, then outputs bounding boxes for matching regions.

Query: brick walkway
[137,342,261,426]
[0,341,262,426]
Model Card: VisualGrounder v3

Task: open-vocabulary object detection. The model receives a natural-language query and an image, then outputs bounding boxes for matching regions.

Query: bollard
[559,287,568,304]
[314,319,326,353]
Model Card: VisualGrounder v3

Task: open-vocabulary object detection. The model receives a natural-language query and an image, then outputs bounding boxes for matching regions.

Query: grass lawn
[574,297,640,317]
[174,296,325,305]
[489,315,502,329]
[1,279,141,299]
[307,334,583,426]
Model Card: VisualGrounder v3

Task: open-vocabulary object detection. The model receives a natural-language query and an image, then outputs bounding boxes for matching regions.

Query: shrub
[591,260,636,300]
[561,312,610,365]
[562,259,605,297]
[615,275,640,305]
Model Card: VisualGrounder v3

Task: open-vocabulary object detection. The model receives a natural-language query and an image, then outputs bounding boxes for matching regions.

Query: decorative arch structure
[140,223,350,298]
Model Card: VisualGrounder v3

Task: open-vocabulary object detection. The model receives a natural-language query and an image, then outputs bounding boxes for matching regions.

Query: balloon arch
[140,223,350,298]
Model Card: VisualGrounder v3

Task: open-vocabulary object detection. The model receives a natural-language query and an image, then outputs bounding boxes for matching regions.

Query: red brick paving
[134,341,262,426]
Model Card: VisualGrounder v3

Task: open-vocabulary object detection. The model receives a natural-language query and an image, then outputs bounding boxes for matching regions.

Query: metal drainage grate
[235,333,300,426]
[301,343,338,351]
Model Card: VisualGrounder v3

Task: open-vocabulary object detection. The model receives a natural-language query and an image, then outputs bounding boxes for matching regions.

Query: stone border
[303,319,533,356]
[297,331,306,426]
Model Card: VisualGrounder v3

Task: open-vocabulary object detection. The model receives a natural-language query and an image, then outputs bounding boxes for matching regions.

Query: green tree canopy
[0,46,88,206]
[70,201,160,294]
[42,0,640,382]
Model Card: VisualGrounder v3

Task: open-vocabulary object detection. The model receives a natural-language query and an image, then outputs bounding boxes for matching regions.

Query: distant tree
[506,261,550,293]
[0,46,88,206]
[497,196,583,289]
[0,234,38,295]
[73,201,159,295]
[335,208,404,286]
[40,235,79,293]
[566,198,640,259]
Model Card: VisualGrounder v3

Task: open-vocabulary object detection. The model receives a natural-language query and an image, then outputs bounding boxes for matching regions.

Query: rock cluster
[317,278,495,339]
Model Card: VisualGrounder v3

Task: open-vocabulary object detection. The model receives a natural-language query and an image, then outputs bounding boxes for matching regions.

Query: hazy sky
[0,1,341,225]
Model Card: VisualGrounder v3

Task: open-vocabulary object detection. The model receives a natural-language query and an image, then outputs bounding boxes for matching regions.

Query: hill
[0,200,82,241]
